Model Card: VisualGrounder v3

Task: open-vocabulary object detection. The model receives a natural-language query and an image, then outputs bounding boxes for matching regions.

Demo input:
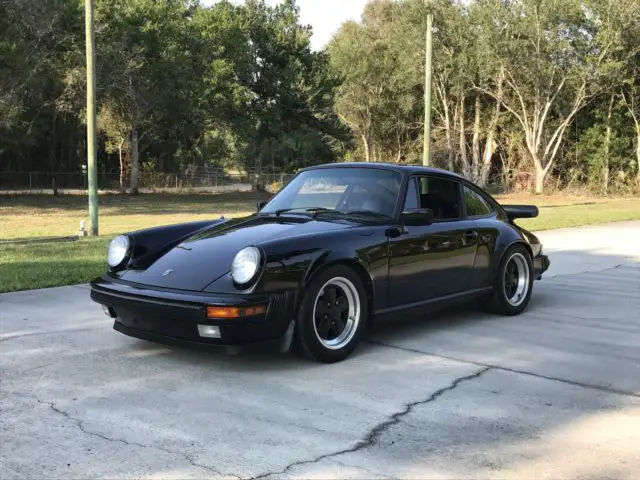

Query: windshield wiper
[275,207,337,217]
[314,209,390,220]
[274,207,388,220]
[341,210,390,218]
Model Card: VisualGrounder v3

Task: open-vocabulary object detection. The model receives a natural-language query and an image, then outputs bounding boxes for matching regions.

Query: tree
[617,2,640,185]
[329,0,425,164]
[0,0,82,170]
[3,0,639,195]
[95,0,190,193]
[467,0,507,186]
[623,86,640,187]
[97,101,130,191]
[237,0,347,180]
[478,0,615,193]
[430,0,474,176]
[582,0,640,192]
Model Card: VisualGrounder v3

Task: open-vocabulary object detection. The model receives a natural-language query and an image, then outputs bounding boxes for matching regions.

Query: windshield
[260,167,402,219]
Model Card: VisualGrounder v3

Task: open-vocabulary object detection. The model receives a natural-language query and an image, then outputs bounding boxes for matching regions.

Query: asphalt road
[1,221,639,479]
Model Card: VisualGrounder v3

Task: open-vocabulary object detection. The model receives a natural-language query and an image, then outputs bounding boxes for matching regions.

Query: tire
[293,265,368,363]
[484,244,534,315]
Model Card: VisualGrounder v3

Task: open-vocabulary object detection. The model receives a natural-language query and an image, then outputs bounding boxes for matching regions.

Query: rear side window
[463,186,493,217]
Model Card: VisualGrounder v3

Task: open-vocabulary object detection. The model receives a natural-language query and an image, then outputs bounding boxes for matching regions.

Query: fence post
[29,172,32,192]
[175,174,178,190]
[52,177,57,196]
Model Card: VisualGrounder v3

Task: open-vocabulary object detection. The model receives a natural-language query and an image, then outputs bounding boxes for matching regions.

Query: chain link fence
[0,170,294,194]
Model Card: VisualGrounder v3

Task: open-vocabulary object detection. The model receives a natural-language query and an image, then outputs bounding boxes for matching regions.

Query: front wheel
[484,245,534,315]
[293,266,368,363]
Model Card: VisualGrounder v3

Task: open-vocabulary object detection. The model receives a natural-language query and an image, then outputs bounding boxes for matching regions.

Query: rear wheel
[293,266,368,363]
[484,245,533,315]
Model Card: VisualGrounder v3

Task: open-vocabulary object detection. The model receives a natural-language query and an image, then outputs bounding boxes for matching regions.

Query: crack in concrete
[247,366,491,480]
[369,341,640,399]
[16,393,238,479]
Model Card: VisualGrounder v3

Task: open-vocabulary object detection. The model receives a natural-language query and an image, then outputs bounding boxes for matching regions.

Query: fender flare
[491,240,533,284]
[301,254,376,315]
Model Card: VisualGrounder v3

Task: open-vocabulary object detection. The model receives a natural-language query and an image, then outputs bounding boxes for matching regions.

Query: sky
[201,0,368,50]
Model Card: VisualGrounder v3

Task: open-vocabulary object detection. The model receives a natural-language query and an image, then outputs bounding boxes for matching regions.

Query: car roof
[303,162,466,180]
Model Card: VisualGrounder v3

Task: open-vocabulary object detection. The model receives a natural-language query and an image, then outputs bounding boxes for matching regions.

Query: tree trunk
[447,145,455,172]
[443,91,454,172]
[445,120,454,172]
[49,112,57,172]
[436,80,455,172]
[130,129,139,194]
[636,130,640,187]
[253,141,264,191]
[478,74,503,188]
[361,133,370,162]
[459,94,470,179]
[118,138,125,193]
[629,115,640,187]
[396,123,404,163]
[603,94,614,194]
[534,161,545,194]
[472,93,481,182]
[479,132,496,188]
[451,102,460,172]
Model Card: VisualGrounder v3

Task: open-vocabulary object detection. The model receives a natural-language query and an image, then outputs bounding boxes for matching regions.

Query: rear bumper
[90,275,297,351]
[533,254,550,279]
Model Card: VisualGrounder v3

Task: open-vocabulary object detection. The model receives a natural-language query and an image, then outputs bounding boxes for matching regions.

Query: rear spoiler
[501,204,539,220]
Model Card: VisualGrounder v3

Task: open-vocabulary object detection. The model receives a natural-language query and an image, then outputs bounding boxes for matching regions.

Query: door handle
[464,230,479,242]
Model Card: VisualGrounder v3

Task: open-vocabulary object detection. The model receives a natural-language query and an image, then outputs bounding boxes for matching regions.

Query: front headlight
[231,247,261,285]
[107,235,131,269]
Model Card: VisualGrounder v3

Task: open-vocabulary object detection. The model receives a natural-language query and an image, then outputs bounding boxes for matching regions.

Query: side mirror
[256,200,268,212]
[401,208,434,226]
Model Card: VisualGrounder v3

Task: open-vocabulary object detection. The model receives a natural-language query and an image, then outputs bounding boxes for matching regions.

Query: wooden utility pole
[85,0,99,235]
[422,0,433,166]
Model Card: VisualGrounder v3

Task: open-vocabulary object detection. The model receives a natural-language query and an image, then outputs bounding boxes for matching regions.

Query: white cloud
[200,0,367,50]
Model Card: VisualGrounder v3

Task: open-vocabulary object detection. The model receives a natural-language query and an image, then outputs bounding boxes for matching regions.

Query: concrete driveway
[1,221,639,479]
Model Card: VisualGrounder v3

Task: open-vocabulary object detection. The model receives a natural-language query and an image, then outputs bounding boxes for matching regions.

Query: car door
[387,175,480,307]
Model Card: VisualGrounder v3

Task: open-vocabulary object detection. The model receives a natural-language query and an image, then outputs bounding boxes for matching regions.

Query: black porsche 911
[91,163,550,363]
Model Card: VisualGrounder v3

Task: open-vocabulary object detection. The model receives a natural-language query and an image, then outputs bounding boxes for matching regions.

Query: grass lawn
[1,192,639,293]
[496,194,640,231]
[0,192,267,240]
[0,238,109,293]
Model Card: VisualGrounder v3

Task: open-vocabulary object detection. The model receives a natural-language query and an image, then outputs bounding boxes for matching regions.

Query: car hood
[119,215,354,291]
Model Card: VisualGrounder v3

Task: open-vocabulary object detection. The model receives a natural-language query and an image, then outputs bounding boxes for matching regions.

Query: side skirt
[372,286,493,322]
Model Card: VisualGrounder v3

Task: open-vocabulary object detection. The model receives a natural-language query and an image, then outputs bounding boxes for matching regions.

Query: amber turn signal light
[206,304,267,319]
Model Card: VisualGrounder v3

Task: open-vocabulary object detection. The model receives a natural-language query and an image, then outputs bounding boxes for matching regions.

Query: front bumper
[533,254,550,279]
[90,276,297,352]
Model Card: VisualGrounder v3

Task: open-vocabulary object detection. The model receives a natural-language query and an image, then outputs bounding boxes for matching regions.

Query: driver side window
[413,175,461,221]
